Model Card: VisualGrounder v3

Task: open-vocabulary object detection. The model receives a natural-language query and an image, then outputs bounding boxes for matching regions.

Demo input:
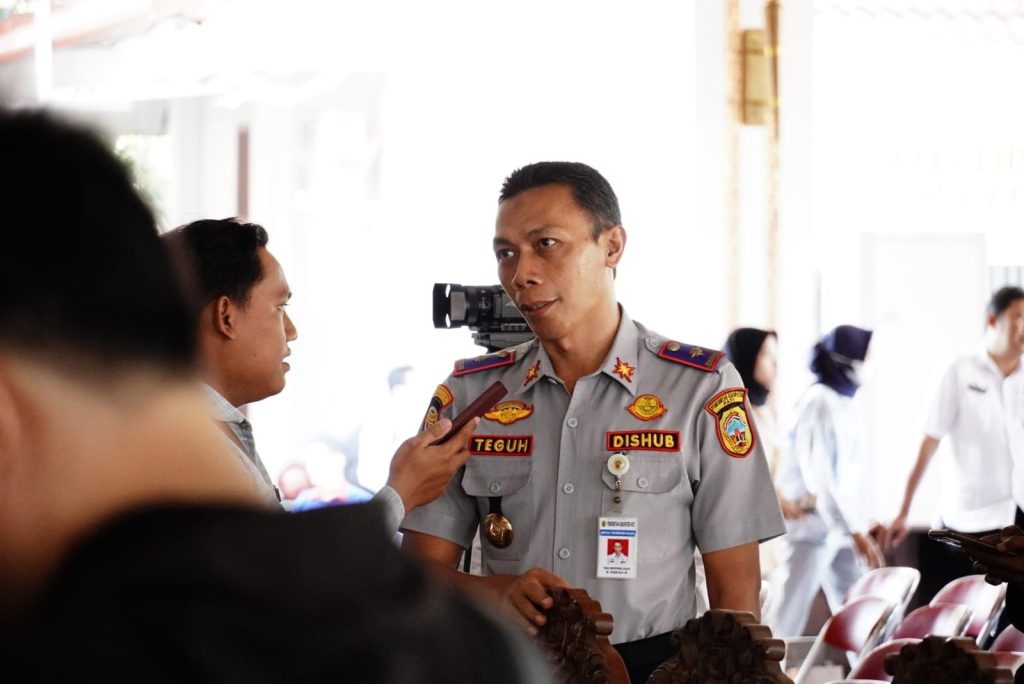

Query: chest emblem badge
[626,393,668,421]
[523,361,540,387]
[484,400,534,425]
[612,357,635,383]
[704,387,756,458]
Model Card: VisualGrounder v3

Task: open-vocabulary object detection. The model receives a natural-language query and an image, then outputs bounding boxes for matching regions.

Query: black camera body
[433,283,535,352]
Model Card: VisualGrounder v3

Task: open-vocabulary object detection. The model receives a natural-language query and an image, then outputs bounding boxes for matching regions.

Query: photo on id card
[597,516,637,579]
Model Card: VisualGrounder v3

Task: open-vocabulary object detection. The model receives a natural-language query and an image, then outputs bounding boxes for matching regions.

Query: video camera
[433,283,535,352]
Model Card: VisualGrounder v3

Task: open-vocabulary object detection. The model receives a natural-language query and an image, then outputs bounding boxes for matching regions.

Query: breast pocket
[961,388,993,433]
[461,457,534,562]
[601,454,686,561]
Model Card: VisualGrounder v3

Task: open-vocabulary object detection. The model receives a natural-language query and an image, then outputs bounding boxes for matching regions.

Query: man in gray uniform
[402,162,786,683]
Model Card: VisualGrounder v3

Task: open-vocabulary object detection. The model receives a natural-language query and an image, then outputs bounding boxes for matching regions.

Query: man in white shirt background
[882,286,1024,593]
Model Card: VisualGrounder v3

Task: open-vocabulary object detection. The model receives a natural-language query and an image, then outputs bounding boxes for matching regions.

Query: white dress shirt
[925,348,1024,531]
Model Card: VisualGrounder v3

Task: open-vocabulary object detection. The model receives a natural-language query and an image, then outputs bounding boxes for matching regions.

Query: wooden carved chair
[883,635,1014,684]
[537,587,630,684]
[646,609,793,684]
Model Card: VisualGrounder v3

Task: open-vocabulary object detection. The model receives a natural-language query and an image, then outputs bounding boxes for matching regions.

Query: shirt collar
[514,307,639,397]
[514,340,550,396]
[600,308,640,396]
[973,346,1024,380]
[202,383,248,425]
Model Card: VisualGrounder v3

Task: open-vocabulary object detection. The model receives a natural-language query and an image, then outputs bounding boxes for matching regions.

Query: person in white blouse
[769,325,885,637]
[881,286,1024,579]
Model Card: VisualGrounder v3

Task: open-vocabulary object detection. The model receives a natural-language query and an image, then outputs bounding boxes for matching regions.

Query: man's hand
[879,513,910,551]
[970,526,1024,585]
[492,567,572,636]
[386,417,479,512]
[852,531,886,569]
[779,496,805,520]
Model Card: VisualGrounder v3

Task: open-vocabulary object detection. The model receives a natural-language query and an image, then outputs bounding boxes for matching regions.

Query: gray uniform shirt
[402,309,785,644]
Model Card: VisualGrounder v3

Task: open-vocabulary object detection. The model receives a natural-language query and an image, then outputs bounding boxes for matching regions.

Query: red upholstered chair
[847,638,920,681]
[891,603,972,640]
[929,575,1007,644]
[991,651,1024,674]
[991,624,1024,653]
[794,596,897,684]
[844,567,921,614]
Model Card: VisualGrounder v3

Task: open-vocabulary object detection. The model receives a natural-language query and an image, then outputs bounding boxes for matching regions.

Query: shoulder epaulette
[655,340,725,372]
[454,349,517,376]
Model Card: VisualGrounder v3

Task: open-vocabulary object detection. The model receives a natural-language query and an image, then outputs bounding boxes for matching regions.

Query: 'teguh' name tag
[470,435,534,456]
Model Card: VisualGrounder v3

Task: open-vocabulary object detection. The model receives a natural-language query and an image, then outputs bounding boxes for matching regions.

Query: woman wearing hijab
[723,329,784,476]
[723,329,804,584]
[767,325,886,637]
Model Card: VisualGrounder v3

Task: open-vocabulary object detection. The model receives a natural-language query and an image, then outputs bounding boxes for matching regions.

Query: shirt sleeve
[691,363,787,553]
[790,392,866,534]
[400,376,480,548]
[372,485,406,536]
[924,362,960,440]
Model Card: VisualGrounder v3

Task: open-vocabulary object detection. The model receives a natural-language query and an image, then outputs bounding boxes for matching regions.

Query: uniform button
[558,547,571,560]
[637,477,650,489]
[489,482,501,494]
[562,483,575,494]
[567,416,579,428]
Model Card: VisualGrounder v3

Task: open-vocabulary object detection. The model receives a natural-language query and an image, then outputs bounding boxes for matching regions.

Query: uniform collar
[514,340,553,396]
[600,308,640,396]
[514,307,639,397]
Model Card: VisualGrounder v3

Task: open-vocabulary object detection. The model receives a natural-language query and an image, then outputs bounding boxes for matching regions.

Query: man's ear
[211,296,239,340]
[604,225,627,269]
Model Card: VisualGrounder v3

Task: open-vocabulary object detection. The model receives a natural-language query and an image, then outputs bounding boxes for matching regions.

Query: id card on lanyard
[597,453,638,579]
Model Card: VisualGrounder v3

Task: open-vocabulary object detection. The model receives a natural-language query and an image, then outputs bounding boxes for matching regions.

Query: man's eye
[496,249,514,261]
[538,238,557,248]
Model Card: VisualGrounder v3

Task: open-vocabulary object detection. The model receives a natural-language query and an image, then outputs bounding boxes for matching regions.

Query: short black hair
[163,218,269,308]
[499,162,622,239]
[987,285,1024,319]
[0,109,196,375]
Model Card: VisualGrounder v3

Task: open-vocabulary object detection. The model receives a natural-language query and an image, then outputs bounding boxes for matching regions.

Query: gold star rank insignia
[689,346,704,358]
[612,357,635,383]
[523,361,540,387]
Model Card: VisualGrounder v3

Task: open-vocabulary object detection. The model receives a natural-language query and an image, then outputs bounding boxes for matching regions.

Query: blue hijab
[809,325,872,398]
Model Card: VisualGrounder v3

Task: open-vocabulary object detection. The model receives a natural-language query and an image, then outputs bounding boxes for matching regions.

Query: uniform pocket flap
[462,458,532,497]
[601,454,683,493]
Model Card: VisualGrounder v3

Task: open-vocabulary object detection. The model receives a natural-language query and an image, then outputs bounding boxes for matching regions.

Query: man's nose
[510,251,542,290]
[285,312,298,341]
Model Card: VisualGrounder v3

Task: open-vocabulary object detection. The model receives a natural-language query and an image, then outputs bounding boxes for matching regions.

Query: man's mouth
[518,300,555,317]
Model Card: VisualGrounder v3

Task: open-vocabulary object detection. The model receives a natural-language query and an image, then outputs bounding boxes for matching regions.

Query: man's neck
[541,303,621,394]
[0,370,265,619]
[987,344,1021,377]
